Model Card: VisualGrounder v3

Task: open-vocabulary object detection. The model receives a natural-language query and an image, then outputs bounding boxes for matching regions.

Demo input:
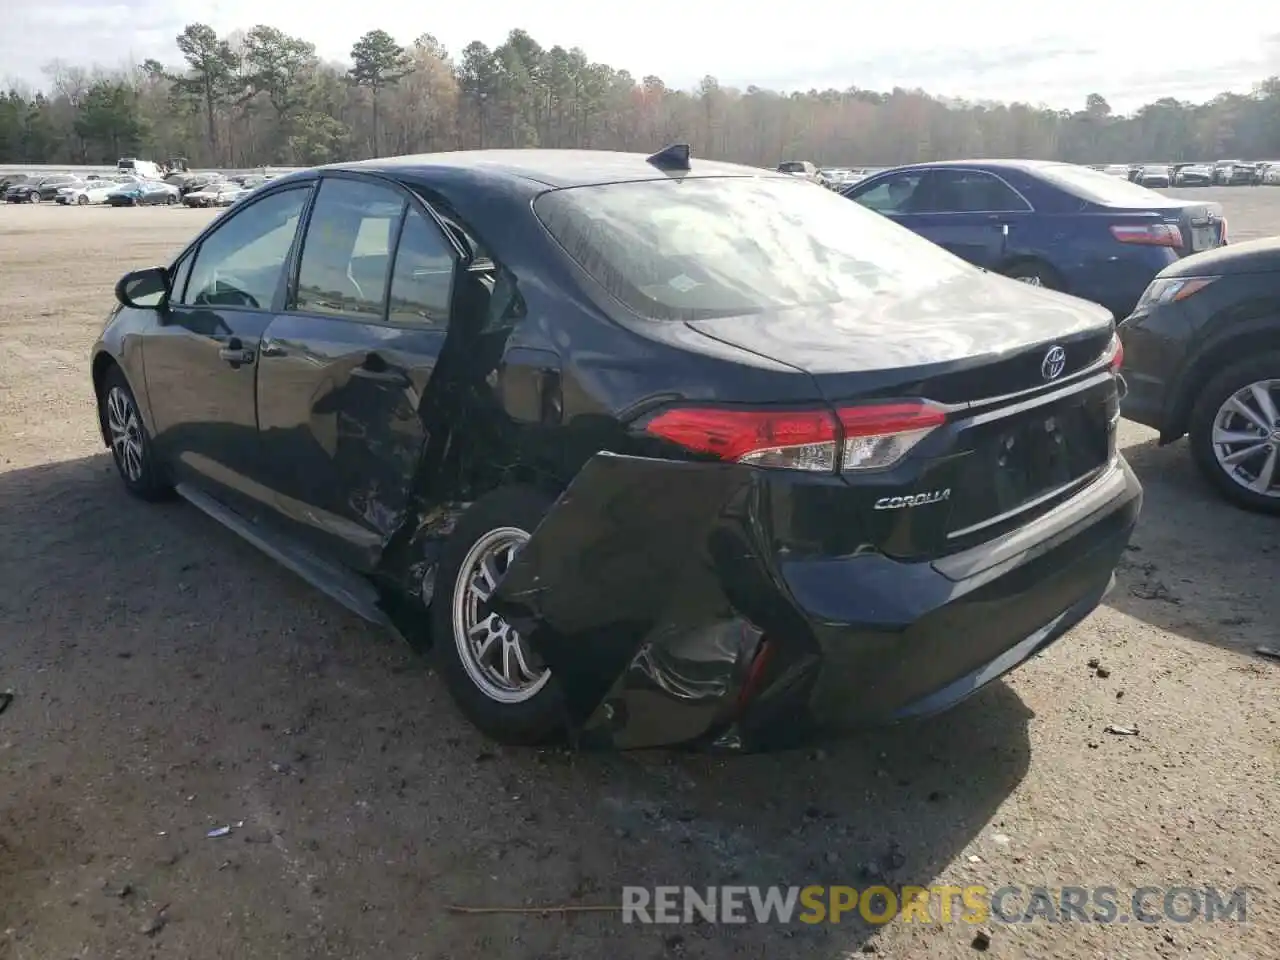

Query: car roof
[319,149,779,189]
[870,159,1085,175]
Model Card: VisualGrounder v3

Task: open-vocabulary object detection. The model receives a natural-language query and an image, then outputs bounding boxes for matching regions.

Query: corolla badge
[874,489,951,510]
[1041,345,1067,381]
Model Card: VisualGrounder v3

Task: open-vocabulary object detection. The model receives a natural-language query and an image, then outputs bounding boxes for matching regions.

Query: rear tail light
[838,402,948,470]
[1110,223,1183,247]
[643,400,947,474]
[1103,332,1123,373]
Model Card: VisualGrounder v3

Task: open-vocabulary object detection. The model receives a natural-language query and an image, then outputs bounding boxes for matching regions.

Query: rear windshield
[534,176,973,322]
[1036,163,1170,205]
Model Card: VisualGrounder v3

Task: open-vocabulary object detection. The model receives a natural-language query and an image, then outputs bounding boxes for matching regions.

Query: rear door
[255,174,460,569]
[143,183,314,510]
[904,169,1028,269]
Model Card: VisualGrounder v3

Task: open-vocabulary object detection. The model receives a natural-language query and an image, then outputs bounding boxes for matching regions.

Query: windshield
[533,175,973,322]
[1035,163,1170,205]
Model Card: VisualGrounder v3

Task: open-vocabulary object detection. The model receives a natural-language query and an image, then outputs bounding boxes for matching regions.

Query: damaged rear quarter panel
[492,452,822,749]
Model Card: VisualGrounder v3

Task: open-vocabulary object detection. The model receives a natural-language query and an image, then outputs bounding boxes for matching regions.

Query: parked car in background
[5,175,80,202]
[842,160,1226,319]
[106,179,180,207]
[776,160,824,185]
[1118,237,1280,513]
[90,147,1138,749]
[183,182,246,207]
[1172,163,1214,186]
[57,178,132,205]
[1212,161,1257,185]
[1264,164,1280,185]
[0,174,33,196]
[177,172,226,197]
[1136,165,1171,188]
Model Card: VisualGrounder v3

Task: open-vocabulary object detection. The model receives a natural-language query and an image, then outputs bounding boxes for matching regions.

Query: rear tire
[1188,351,1280,514]
[431,485,565,744]
[1003,260,1063,291]
[77,194,89,205]
[98,365,171,501]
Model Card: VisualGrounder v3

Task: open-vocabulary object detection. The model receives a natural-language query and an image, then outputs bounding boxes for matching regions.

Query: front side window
[294,177,406,320]
[181,186,311,310]
[534,175,972,323]
[387,207,456,327]
[849,171,927,214]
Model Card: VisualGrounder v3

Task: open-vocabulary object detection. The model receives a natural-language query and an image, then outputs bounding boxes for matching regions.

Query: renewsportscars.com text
[621,885,1250,925]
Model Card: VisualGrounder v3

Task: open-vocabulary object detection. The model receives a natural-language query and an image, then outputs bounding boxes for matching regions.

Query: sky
[3,0,1278,114]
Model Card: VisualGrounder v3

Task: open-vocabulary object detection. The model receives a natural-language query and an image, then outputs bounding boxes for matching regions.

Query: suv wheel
[431,486,565,744]
[1188,351,1280,514]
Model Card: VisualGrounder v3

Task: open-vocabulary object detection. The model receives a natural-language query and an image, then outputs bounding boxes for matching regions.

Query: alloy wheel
[1210,378,1280,498]
[105,385,145,483]
[451,526,551,704]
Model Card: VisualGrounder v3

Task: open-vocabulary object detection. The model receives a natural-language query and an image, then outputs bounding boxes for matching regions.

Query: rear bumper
[494,453,1141,751]
[784,458,1138,732]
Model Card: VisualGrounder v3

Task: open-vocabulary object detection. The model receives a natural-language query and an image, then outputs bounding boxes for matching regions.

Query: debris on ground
[1104,724,1140,736]
[206,822,243,839]
[1087,658,1100,669]
[971,927,992,951]
[1095,667,1111,678]
[140,904,169,936]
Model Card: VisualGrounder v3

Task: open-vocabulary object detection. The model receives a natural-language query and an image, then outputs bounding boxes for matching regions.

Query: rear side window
[294,178,406,319]
[387,208,456,327]
[916,170,1030,213]
[534,175,972,323]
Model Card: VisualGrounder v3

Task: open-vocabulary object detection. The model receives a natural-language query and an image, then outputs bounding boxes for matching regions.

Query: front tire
[1188,351,1280,514]
[99,366,170,501]
[431,485,564,744]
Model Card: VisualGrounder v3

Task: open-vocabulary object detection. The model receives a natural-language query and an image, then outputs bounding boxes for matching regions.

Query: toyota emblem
[1041,345,1066,381]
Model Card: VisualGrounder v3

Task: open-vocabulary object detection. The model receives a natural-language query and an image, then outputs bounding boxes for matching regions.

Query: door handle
[351,366,410,386]
[218,337,254,366]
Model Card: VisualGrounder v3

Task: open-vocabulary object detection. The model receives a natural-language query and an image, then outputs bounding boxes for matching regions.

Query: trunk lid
[684,269,1115,406]
[683,270,1120,556]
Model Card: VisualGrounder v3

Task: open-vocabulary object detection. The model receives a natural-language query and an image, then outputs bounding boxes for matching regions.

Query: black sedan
[91,148,1140,750]
[1119,237,1280,513]
[5,175,79,202]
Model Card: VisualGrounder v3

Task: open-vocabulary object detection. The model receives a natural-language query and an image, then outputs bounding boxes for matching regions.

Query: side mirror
[115,266,169,310]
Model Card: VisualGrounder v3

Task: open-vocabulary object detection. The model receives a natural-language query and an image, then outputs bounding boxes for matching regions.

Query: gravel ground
[0,188,1277,960]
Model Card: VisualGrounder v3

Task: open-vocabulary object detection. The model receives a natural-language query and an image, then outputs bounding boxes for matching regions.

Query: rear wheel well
[1167,327,1280,441]
[999,256,1065,290]
[91,353,120,445]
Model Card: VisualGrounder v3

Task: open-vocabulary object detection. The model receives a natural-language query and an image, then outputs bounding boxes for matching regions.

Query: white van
[117,158,163,180]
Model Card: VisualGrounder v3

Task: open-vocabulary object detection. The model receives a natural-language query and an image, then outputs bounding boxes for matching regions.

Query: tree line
[2,23,1279,171]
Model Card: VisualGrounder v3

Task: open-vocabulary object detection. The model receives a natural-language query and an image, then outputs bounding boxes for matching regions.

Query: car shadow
[0,453,1034,958]
[1110,431,1279,656]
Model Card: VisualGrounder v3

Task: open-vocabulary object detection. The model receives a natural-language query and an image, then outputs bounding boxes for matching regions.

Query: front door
[142,184,313,511]
[255,175,458,570]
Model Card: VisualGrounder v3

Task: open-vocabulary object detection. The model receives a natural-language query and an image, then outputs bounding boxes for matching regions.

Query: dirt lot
[1,189,1277,960]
